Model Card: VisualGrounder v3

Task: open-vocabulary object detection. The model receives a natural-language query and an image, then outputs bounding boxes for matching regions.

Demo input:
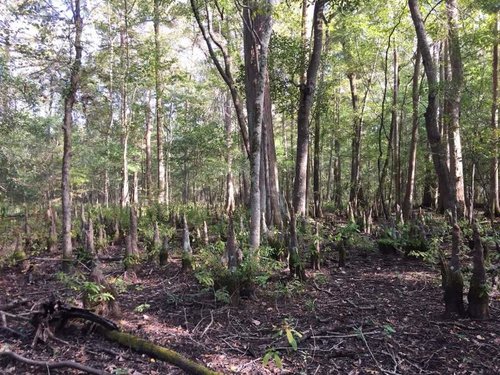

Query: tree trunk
[61,0,83,272]
[224,93,235,215]
[446,0,466,218]
[182,215,193,271]
[467,221,490,319]
[408,0,454,213]
[243,0,275,251]
[129,206,138,256]
[120,1,130,208]
[144,98,153,203]
[491,13,500,218]
[292,0,325,216]
[154,0,166,203]
[189,0,250,158]
[391,47,401,207]
[348,72,361,213]
[409,0,464,316]
[264,75,282,229]
[403,49,421,219]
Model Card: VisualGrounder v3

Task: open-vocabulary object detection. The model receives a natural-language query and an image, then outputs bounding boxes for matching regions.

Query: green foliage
[134,303,151,313]
[82,281,115,303]
[262,349,282,369]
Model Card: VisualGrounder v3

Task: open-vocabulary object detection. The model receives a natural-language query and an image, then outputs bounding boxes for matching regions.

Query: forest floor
[1,234,499,375]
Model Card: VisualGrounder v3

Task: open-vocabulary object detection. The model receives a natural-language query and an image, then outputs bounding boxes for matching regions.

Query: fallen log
[0,346,108,375]
[97,327,220,375]
[29,298,220,375]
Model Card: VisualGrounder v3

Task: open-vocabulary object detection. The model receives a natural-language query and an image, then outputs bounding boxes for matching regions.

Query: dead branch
[0,346,109,375]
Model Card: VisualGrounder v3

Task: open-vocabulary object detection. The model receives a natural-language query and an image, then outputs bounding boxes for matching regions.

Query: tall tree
[446,0,466,218]
[402,49,421,219]
[154,0,166,203]
[244,0,276,251]
[409,0,464,317]
[61,0,83,272]
[292,0,325,216]
[491,12,499,218]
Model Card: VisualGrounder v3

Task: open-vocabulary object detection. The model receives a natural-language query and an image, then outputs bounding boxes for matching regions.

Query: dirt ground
[1,240,499,375]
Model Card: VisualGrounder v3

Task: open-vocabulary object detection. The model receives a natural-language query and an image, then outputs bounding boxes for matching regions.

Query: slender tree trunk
[190,0,250,158]
[491,13,500,218]
[392,47,401,207]
[410,0,463,317]
[403,49,421,219]
[224,93,235,214]
[144,98,153,202]
[264,74,282,229]
[409,0,453,212]
[334,139,342,208]
[348,72,361,212]
[313,92,322,218]
[446,0,466,218]
[120,1,130,208]
[243,0,275,251]
[61,0,83,272]
[154,0,166,203]
[292,0,325,216]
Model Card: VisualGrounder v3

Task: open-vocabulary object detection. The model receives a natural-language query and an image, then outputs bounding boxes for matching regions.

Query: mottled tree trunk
[182,215,193,271]
[293,0,325,216]
[61,0,83,272]
[446,0,466,218]
[224,93,236,215]
[119,1,130,208]
[243,1,275,251]
[491,13,499,218]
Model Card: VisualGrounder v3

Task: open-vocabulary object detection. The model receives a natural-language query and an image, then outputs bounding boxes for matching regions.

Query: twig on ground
[200,310,214,338]
[357,327,400,375]
[312,280,337,299]
[345,299,376,310]
[0,346,109,375]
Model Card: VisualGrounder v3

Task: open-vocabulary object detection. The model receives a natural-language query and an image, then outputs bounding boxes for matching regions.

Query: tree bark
[224,92,235,215]
[61,0,83,272]
[391,47,401,207]
[409,0,464,316]
[446,0,466,218]
[408,0,454,213]
[154,0,166,203]
[467,221,490,319]
[491,13,499,218]
[244,0,275,251]
[403,49,421,219]
[144,98,153,202]
[292,0,325,216]
[120,0,130,208]
[348,72,361,213]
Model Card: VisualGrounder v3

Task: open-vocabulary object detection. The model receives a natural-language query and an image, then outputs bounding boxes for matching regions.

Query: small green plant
[214,288,230,304]
[134,303,151,313]
[262,349,282,369]
[305,298,316,312]
[82,281,115,303]
[110,276,128,294]
[383,324,396,336]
